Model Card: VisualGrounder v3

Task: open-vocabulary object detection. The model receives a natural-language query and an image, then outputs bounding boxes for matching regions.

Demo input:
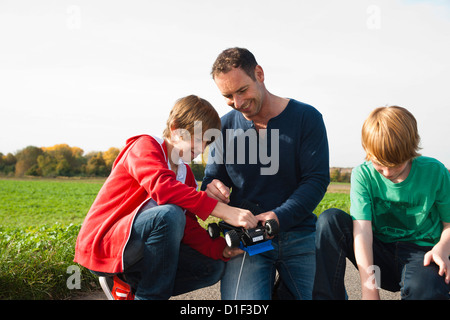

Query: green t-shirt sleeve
[435,164,450,223]
[350,165,373,221]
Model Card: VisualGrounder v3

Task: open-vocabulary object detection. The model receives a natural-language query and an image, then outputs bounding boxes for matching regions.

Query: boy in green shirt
[313,106,450,299]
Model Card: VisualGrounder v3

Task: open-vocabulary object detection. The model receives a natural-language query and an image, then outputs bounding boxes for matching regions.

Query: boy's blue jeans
[93,202,225,300]
[220,230,316,300]
[313,208,450,300]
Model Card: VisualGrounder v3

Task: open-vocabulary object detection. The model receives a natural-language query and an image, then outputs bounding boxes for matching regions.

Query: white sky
[1,0,449,168]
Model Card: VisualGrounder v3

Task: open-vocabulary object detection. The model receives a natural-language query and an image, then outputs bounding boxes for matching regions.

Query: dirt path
[327,182,350,193]
[70,259,399,300]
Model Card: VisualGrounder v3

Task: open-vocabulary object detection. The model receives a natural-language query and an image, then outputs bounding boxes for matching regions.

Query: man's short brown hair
[211,47,258,80]
[361,106,421,167]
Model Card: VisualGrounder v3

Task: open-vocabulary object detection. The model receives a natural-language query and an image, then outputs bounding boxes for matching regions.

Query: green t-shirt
[350,156,450,246]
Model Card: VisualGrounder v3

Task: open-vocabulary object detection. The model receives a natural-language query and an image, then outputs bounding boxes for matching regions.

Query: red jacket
[74,135,226,274]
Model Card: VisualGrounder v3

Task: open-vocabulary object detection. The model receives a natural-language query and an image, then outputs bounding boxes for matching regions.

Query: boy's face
[171,129,207,163]
[371,159,412,183]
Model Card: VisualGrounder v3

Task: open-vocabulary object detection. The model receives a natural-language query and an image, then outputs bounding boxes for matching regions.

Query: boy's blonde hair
[163,95,221,144]
[362,106,421,167]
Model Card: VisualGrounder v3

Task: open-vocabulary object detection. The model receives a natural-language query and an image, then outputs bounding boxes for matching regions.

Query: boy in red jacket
[74,95,258,300]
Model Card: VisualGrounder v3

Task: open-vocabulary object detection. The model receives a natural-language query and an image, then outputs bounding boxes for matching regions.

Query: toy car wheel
[208,223,221,239]
[265,219,279,236]
[225,230,240,248]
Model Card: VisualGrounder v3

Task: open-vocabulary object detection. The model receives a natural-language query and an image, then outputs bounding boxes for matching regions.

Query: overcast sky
[1,0,449,167]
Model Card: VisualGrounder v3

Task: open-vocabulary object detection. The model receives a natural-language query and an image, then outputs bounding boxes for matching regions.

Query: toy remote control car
[208,219,279,256]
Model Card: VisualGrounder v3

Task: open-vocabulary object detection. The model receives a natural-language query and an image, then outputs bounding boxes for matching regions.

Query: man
[201,47,330,299]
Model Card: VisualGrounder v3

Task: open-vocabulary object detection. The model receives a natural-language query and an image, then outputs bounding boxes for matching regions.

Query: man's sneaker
[99,275,135,300]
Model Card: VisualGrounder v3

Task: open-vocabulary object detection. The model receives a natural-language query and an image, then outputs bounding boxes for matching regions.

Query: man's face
[214,67,264,120]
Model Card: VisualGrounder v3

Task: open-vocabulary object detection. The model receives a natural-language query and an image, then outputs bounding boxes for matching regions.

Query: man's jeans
[220,230,316,300]
[93,202,225,300]
[313,208,450,300]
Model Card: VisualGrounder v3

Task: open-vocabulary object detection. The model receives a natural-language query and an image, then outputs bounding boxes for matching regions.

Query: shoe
[99,275,135,300]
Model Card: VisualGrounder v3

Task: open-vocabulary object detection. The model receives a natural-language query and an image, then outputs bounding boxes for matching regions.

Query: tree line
[330,168,351,183]
[0,144,207,180]
[1,143,354,182]
[0,144,120,177]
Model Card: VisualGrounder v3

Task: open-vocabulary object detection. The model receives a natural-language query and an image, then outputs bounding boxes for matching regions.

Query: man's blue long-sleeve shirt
[202,99,330,232]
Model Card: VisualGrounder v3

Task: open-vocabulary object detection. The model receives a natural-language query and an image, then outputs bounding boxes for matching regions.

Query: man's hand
[255,211,279,239]
[205,179,230,204]
[255,211,279,225]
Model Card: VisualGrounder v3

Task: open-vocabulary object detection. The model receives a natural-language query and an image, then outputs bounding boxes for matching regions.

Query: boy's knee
[205,260,225,286]
[316,208,351,232]
[156,204,186,236]
[402,265,450,300]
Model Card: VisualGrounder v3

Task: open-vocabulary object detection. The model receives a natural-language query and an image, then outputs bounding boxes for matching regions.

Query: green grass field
[0,178,350,299]
[0,178,104,299]
[0,179,104,227]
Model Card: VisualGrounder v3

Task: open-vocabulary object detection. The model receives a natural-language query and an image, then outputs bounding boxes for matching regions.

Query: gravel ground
[170,258,400,300]
[72,259,400,300]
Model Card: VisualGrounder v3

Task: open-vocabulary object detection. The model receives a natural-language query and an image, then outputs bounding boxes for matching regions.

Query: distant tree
[339,171,351,183]
[102,147,120,172]
[85,152,108,176]
[37,153,57,176]
[0,153,4,172]
[3,153,17,166]
[41,144,85,176]
[1,144,123,177]
[0,153,4,175]
[56,158,71,176]
[15,146,44,176]
[0,153,17,176]
[330,168,341,182]
[70,146,86,175]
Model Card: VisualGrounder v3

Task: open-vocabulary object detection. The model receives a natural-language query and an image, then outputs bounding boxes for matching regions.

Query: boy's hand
[424,222,450,284]
[223,246,244,259]
[205,179,230,204]
[424,244,450,284]
[211,202,258,229]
